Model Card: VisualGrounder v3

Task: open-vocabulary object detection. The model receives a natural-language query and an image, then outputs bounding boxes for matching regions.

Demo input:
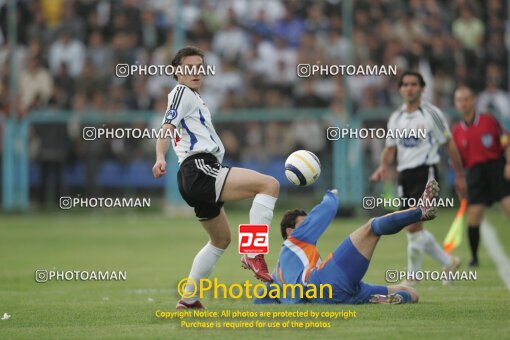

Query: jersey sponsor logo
[398,136,422,147]
[481,133,493,148]
[165,108,178,121]
[238,224,269,254]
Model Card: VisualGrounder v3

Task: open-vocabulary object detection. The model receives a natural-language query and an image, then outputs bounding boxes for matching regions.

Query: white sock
[407,231,426,274]
[246,193,277,258]
[183,242,225,303]
[422,229,452,267]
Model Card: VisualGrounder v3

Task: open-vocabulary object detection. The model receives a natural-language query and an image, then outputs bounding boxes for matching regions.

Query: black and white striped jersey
[386,101,451,172]
[162,84,225,165]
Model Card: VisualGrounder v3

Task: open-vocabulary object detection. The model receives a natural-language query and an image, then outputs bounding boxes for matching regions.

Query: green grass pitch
[1,206,509,339]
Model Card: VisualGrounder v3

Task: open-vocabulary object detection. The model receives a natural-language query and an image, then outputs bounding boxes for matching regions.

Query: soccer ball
[284,150,321,186]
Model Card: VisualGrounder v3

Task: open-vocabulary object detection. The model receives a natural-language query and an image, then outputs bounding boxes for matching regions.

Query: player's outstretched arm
[152,124,174,178]
[445,139,467,198]
[370,146,395,181]
[289,189,339,244]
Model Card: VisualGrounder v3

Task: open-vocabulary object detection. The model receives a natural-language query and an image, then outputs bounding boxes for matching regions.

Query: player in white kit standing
[152,47,279,309]
[370,71,466,285]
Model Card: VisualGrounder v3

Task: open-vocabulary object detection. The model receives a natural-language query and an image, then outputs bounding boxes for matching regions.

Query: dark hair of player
[170,46,205,80]
[398,70,426,88]
[280,209,308,240]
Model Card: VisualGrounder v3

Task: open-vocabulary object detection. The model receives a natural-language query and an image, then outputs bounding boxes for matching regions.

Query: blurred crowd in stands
[0,0,508,202]
[1,0,508,116]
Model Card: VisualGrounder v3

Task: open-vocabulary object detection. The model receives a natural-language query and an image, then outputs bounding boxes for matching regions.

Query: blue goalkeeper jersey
[253,191,339,304]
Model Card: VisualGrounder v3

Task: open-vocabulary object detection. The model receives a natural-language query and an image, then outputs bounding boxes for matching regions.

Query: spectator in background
[0,0,33,45]
[220,130,241,163]
[328,79,347,120]
[259,35,297,84]
[26,39,45,65]
[428,36,455,76]
[48,84,71,110]
[115,0,142,36]
[262,34,296,88]
[351,29,370,64]
[291,118,325,154]
[215,0,285,24]
[0,42,27,83]
[140,9,166,50]
[303,3,329,36]
[6,0,509,204]
[212,17,249,65]
[19,56,53,110]
[53,63,75,109]
[273,5,304,48]
[393,12,424,48]
[321,16,351,63]
[243,87,264,109]
[433,68,455,108]
[296,31,323,65]
[266,59,296,93]
[485,15,504,37]
[249,9,273,41]
[0,76,24,118]
[294,79,328,108]
[78,61,106,96]
[111,31,137,65]
[87,30,113,76]
[57,1,86,42]
[347,68,385,112]
[106,84,129,112]
[210,61,244,112]
[132,78,153,111]
[477,65,510,120]
[71,92,102,197]
[187,19,214,42]
[265,121,295,159]
[219,89,244,111]
[265,87,292,108]
[484,32,507,67]
[195,1,222,33]
[32,121,70,206]
[452,6,484,68]
[353,8,372,35]
[242,122,265,163]
[88,90,106,111]
[39,0,63,28]
[48,31,85,77]
[85,8,108,41]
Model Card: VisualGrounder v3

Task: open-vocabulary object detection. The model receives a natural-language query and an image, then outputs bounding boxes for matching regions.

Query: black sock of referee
[468,226,480,262]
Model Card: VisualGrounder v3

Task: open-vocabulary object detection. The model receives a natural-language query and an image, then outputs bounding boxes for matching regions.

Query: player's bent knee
[267,176,280,196]
[259,175,280,196]
[211,236,231,250]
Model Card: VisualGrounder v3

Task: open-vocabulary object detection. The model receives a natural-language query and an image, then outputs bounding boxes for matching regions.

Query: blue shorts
[307,237,387,304]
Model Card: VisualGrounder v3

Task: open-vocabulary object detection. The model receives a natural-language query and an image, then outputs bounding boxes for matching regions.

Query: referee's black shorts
[177,153,231,220]
[467,157,510,206]
[398,164,438,210]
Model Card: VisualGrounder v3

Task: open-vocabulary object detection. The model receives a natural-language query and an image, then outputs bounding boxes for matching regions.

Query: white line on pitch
[481,219,510,291]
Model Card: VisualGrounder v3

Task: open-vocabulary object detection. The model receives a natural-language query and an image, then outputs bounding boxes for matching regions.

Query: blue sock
[370,208,422,236]
[395,290,413,304]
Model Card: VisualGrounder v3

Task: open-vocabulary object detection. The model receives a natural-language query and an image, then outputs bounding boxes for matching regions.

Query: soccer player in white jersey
[370,71,467,286]
[152,47,279,309]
